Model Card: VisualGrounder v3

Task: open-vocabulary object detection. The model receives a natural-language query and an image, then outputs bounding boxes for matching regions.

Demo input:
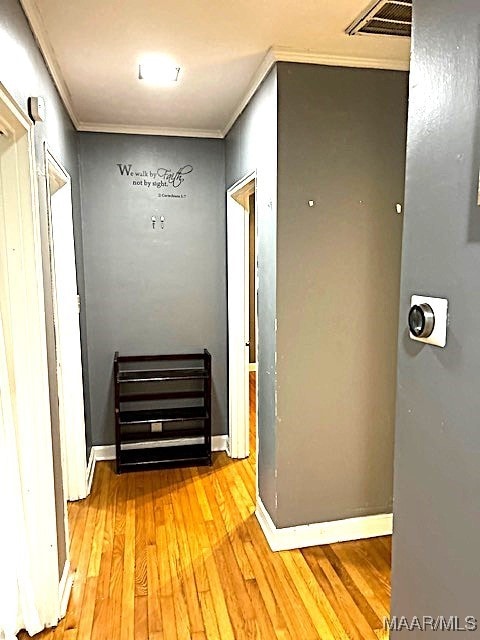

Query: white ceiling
[24,0,410,137]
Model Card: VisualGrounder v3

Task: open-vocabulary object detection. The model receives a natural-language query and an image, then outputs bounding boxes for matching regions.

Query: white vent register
[347,0,412,38]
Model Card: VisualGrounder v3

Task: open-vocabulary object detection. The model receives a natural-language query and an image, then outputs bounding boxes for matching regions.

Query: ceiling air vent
[346,0,412,38]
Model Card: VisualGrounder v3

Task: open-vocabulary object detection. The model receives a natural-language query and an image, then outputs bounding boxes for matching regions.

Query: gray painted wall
[79,132,226,445]
[391,0,480,631]
[226,67,278,515]
[274,63,408,527]
[0,0,89,575]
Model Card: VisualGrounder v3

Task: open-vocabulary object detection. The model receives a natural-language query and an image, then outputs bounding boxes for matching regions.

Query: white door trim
[227,171,256,459]
[0,83,63,627]
[45,146,88,502]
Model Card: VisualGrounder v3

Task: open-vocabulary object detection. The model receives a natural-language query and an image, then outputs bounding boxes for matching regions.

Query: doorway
[0,84,66,632]
[227,173,257,461]
[45,148,88,502]
[248,191,257,373]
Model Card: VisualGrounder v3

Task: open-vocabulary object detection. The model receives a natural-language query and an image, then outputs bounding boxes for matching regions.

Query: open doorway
[0,84,68,632]
[248,191,257,374]
[45,148,88,503]
[227,173,257,461]
[247,191,257,460]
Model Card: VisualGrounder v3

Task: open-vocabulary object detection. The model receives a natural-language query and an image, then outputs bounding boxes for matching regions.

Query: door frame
[45,146,88,502]
[0,83,65,627]
[227,171,257,459]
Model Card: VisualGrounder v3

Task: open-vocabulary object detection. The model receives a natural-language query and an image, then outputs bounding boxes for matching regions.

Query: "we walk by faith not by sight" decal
[116,163,194,199]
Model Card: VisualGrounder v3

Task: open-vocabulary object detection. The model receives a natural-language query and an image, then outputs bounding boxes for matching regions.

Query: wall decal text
[116,163,194,198]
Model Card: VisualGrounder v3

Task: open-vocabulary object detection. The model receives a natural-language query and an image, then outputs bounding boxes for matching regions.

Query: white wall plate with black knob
[409,295,448,347]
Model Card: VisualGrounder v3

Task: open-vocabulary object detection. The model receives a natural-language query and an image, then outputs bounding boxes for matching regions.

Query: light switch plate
[410,295,448,347]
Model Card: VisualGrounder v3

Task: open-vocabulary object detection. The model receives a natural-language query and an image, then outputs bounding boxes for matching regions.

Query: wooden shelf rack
[114,350,212,473]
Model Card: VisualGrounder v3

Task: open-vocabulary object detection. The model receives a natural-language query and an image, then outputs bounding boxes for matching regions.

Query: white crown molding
[221,45,409,136]
[221,47,277,137]
[256,496,393,552]
[19,0,80,129]
[77,121,223,139]
[272,45,410,72]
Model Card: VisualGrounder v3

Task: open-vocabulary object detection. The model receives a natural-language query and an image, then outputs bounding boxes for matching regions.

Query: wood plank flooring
[21,373,391,639]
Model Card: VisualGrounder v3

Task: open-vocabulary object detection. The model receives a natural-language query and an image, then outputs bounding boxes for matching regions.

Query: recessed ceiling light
[138,56,180,84]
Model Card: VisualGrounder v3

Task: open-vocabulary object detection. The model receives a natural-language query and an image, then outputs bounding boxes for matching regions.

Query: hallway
[21,373,391,639]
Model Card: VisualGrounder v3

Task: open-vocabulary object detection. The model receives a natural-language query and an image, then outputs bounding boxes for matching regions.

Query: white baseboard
[88,435,228,488]
[92,434,228,462]
[212,435,229,452]
[255,497,393,552]
[249,363,257,372]
[93,444,115,461]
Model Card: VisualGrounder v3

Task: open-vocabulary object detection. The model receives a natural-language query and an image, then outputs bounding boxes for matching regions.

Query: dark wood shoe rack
[114,350,212,473]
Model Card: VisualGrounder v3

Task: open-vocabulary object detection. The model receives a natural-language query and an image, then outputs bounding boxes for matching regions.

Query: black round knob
[408,303,435,338]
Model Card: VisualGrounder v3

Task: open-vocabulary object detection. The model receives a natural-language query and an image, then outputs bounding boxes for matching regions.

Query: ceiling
[23,0,411,138]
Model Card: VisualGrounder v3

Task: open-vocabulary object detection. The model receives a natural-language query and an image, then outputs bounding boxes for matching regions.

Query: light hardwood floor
[22,373,391,639]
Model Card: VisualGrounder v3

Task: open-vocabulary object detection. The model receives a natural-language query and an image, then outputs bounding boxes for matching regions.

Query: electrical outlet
[151,421,163,433]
